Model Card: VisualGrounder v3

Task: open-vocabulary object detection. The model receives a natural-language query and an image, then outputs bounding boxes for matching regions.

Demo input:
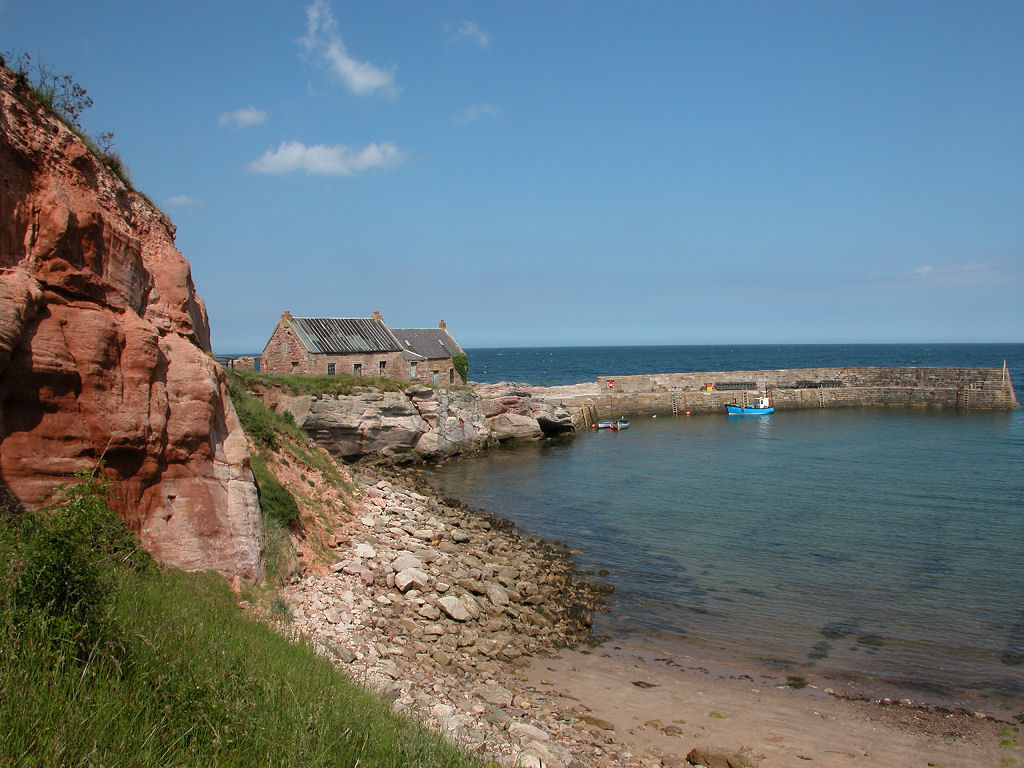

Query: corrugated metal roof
[289,317,402,354]
[391,328,464,360]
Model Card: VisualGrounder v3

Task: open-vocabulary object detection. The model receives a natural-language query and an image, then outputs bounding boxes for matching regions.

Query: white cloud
[448,20,490,49]
[454,103,499,124]
[248,140,405,176]
[218,107,267,128]
[166,195,203,208]
[299,0,396,96]
[909,262,1002,286]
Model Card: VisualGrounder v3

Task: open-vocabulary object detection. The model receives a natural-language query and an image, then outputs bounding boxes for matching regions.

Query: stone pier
[532,365,1019,421]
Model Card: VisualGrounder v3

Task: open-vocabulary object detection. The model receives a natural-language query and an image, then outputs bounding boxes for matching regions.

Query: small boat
[725,395,774,415]
[595,419,615,429]
[611,417,630,430]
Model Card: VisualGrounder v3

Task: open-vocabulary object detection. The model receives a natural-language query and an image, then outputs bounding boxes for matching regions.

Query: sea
[424,344,1024,716]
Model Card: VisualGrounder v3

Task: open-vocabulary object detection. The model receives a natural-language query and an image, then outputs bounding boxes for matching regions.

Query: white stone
[395,567,430,593]
[354,542,377,558]
[486,583,510,607]
[438,595,472,621]
[460,593,481,619]
[509,723,549,743]
[475,682,514,707]
[391,553,424,573]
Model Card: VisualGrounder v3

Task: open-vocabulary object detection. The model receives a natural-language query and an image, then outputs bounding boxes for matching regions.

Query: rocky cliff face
[262,385,580,462]
[0,68,262,580]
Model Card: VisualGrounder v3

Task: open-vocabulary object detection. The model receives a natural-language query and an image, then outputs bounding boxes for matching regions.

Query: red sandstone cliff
[0,67,262,580]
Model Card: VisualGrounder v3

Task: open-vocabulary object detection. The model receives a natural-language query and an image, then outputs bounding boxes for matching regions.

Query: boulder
[438,595,472,621]
[686,747,758,768]
[391,553,424,572]
[487,412,544,442]
[394,567,430,593]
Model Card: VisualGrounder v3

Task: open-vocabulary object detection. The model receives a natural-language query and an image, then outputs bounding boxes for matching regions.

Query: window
[409,362,417,379]
[432,370,439,386]
[327,363,336,375]
[379,360,386,375]
[449,368,455,384]
[353,363,362,376]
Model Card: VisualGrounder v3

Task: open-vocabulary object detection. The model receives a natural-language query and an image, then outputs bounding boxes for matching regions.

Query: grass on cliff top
[227,369,346,582]
[0,477,490,768]
[231,367,411,397]
[227,369,342,479]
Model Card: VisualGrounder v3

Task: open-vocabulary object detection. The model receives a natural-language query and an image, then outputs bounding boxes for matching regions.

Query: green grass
[231,367,410,398]
[227,369,349,487]
[0,478,488,768]
[249,453,300,526]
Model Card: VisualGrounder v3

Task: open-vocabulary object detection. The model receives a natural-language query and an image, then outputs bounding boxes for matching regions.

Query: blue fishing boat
[611,417,630,430]
[595,419,615,429]
[725,395,774,415]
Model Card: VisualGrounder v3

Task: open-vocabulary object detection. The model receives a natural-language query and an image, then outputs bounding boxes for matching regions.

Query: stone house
[260,311,466,385]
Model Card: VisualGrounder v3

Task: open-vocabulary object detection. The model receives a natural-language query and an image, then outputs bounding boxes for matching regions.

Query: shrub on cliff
[452,352,469,383]
[1,472,150,660]
[1,49,133,188]
[228,372,306,449]
[250,453,300,526]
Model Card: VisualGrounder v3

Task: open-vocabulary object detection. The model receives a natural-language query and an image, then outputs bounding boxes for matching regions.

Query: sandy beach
[523,642,1022,767]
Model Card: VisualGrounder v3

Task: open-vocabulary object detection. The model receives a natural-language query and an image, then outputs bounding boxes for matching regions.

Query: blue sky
[4,1,1022,350]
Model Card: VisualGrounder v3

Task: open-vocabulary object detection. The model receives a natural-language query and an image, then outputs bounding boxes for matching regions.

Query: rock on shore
[263,384,581,462]
[280,468,655,767]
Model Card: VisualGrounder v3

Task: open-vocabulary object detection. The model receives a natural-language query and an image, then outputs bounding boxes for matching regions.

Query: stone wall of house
[261,321,311,375]
[307,350,407,379]
[411,357,461,387]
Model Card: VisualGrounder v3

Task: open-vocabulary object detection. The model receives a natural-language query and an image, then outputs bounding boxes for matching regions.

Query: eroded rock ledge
[262,382,592,463]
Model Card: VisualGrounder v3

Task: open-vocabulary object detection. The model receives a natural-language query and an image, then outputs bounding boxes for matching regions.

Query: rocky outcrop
[0,67,262,580]
[261,384,582,462]
[480,390,577,441]
[267,387,494,461]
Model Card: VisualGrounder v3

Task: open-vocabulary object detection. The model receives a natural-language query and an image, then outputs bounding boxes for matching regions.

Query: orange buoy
[685,410,691,416]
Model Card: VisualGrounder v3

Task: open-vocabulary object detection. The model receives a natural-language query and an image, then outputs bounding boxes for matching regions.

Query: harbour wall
[543,366,1018,419]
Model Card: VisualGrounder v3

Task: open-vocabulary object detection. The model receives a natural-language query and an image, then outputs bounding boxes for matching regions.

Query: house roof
[391,328,464,361]
[288,317,402,354]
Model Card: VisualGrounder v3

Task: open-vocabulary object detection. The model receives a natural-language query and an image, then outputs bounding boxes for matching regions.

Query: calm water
[429,344,1024,713]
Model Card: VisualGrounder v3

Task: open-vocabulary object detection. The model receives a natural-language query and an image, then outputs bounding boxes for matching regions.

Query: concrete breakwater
[546,365,1019,419]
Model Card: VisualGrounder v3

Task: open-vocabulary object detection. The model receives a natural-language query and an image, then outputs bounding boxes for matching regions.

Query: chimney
[372,311,383,322]
[282,310,292,319]
[439,319,446,329]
